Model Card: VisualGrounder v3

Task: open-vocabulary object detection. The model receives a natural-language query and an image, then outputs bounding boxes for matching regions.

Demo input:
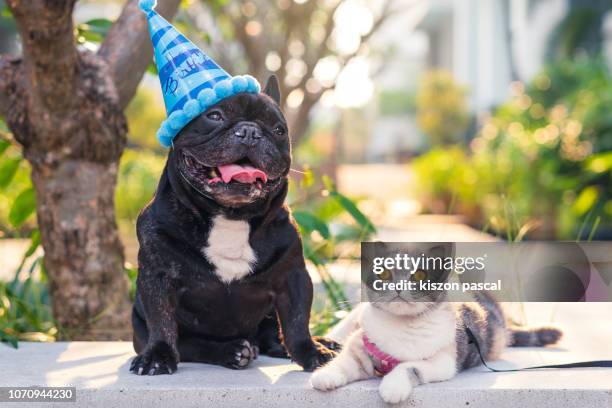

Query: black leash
[465,326,612,372]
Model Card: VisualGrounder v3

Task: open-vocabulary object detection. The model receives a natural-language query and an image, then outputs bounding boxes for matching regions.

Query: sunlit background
[1,0,612,343]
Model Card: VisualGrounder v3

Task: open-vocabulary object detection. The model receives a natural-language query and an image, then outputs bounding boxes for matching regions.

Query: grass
[0,248,56,347]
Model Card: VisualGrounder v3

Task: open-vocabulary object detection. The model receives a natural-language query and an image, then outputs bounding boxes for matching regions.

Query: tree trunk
[31,160,130,340]
[7,51,132,340]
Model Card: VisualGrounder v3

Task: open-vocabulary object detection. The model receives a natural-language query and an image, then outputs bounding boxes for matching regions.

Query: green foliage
[9,188,36,228]
[547,2,612,60]
[0,156,20,187]
[416,70,470,146]
[412,58,612,239]
[1,230,56,348]
[125,87,167,151]
[76,18,113,44]
[289,169,377,322]
[0,130,35,236]
[115,148,166,222]
[378,90,416,116]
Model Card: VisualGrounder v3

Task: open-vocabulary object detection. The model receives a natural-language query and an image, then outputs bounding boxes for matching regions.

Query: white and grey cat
[311,244,562,404]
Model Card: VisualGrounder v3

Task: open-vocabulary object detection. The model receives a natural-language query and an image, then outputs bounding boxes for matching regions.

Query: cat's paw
[310,368,347,391]
[378,374,413,404]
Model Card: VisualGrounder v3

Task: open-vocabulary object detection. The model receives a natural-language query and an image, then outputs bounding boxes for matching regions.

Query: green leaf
[146,63,158,75]
[300,167,314,189]
[330,191,376,235]
[320,174,376,235]
[293,211,331,239]
[0,330,19,349]
[77,18,113,43]
[9,188,36,227]
[0,5,13,19]
[585,151,612,173]
[573,186,599,216]
[0,139,10,156]
[0,157,21,188]
[24,230,41,258]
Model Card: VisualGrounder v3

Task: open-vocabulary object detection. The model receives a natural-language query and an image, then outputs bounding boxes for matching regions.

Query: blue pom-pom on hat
[231,76,248,93]
[139,1,261,147]
[244,75,261,93]
[168,110,188,131]
[197,88,217,108]
[184,100,201,119]
[214,80,233,99]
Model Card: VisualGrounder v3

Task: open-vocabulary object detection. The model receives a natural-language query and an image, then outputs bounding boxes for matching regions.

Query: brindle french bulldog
[130,76,338,375]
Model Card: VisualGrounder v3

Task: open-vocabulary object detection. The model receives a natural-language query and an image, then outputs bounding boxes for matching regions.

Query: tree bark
[0,0,181,340]
[4,48,131,339]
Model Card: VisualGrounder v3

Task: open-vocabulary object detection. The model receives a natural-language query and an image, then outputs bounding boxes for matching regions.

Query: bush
[412,58,612,240]
[416,70,470,146]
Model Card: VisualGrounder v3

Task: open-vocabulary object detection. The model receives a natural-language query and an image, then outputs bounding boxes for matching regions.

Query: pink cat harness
[362,334,401,376]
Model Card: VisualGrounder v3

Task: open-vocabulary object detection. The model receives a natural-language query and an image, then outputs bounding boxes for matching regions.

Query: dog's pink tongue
[218,164,267,184]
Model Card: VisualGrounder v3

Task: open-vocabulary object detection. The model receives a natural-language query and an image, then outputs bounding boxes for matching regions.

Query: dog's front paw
[312,336,342,352]
[310,367,347,391]
[130,341,179,375]
[302,342,337,372]
[265,343,289,358]
[220,339,256,369]
[378,372,413,404]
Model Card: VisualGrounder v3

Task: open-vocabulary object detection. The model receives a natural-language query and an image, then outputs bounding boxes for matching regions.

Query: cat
[311,243,562,404]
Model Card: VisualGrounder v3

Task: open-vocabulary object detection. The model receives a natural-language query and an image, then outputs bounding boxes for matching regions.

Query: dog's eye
[207,111,223,121]
[273,125,286,135]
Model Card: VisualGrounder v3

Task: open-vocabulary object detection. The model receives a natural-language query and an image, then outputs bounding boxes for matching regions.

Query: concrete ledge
[2,304,612,407]
[1,341,611,408]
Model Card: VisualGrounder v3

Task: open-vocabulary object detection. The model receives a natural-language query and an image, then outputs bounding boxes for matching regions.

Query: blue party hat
[139,0,261,147]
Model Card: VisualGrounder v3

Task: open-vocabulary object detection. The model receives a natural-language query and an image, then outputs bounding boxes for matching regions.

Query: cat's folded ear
[264,75,281,105]
[427,243,455,259]
[361,241,389,265]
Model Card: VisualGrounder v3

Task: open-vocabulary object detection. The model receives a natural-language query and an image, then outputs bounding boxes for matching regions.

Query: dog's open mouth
[181,151,278,199]
[182,153,269,189]
[210,161,267,185]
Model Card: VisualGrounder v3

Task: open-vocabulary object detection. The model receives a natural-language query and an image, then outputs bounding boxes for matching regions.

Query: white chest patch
[203,215,256,283]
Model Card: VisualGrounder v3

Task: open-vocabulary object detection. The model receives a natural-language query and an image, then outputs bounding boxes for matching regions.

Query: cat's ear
[427,243,455,259]
[363,241,387,260]
[263,75,281,105]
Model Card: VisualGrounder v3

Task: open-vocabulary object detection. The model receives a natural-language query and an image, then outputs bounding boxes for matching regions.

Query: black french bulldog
[130,76,338,375]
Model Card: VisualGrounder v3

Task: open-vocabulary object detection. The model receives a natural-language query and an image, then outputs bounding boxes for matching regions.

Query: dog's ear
[263,75,281,105]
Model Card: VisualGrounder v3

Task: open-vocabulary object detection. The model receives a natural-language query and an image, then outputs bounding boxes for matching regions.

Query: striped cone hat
[139,0,261,147]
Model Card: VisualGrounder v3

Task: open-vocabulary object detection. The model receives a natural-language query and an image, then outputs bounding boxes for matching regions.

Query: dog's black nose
[233,123,262,146]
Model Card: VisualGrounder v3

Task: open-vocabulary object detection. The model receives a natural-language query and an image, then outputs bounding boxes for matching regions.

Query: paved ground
[1,303,611,407]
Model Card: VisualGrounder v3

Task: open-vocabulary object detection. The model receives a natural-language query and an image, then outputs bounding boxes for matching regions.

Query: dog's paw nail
[224,339,254,369]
